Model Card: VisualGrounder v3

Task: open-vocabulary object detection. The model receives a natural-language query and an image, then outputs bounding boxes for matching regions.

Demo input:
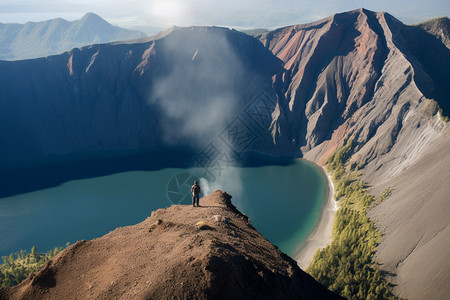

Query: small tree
[31,246,37,259]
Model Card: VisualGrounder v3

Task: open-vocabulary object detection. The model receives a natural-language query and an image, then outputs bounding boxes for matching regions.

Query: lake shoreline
[294,166,338,270]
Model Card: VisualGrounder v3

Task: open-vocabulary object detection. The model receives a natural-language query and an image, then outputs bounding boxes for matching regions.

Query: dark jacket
[191,184,201,195]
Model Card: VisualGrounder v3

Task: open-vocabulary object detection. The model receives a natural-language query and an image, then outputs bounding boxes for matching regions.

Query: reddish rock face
[259,9,449,166]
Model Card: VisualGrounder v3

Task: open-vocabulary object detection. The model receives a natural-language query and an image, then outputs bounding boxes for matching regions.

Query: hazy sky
[1,0,449,34]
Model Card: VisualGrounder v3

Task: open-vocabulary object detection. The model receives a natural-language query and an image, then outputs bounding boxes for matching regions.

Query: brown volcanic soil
[0,191,340,300]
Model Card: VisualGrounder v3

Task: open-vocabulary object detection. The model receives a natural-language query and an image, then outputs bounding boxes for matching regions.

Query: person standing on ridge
[191,180,201,207]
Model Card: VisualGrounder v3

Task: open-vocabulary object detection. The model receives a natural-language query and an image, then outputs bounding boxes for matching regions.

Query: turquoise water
[0,159,325,257]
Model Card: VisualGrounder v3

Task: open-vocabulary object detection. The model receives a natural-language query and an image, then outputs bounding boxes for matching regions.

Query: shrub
[195,221,211,230]
[1,246,64,287]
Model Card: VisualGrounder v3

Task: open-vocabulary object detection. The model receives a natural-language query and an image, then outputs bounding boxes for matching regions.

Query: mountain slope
[0,27,282,165]
[367,125,450,300]
[0,13,146,60]
[416,17,450,49]
[258,8,450,299]
[259,9,449,163]
[0,191,341,299]
[0,26,283,197]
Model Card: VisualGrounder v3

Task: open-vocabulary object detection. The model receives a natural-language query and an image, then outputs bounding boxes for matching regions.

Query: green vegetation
[438,108,450,123]
[195,220,213,230]
[371,188,393,208]
[327,138,354,181]
[307,139,398,300]
[429,100,449,123]
[0,246,64,287]
[415,16,449,27]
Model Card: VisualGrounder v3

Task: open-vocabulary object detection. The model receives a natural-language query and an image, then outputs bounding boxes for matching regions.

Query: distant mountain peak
[82,12,101,19]
[0,13,146,60]
[79,12,108,25]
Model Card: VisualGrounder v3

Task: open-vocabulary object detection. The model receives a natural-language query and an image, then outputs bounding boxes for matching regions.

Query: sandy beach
[294,167,338,270]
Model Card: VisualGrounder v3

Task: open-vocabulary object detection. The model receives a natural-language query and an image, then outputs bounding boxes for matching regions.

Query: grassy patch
[195,221,212,230]
[307,140,398,300]
[327,138,354,173]
[1,246,64,287]
[415,16,449,27]
[371,188,393,208]
[438,108,449,123]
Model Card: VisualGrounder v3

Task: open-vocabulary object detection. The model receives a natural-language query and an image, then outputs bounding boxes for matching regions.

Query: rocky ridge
[416,17,450,49]
[0,191,341,299]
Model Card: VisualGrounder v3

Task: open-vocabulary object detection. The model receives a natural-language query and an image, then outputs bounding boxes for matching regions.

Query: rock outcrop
[0,191,341,299]
[416,17,450,49]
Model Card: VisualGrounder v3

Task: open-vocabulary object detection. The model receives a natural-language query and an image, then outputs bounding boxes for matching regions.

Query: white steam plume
[147,27,245,149]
